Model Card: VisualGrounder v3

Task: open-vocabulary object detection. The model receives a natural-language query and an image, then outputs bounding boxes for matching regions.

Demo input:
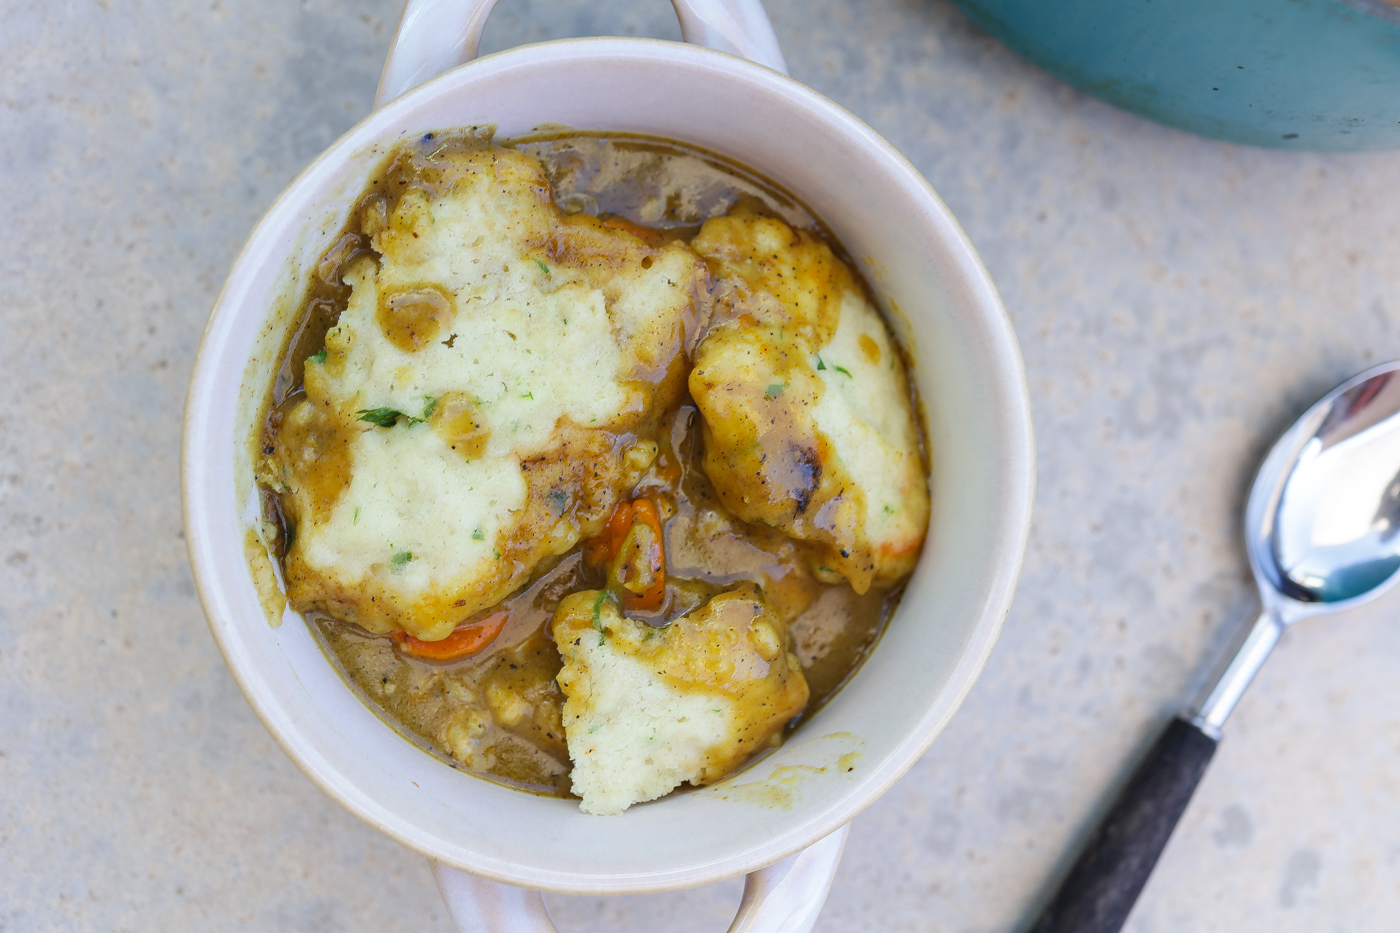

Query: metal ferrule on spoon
[1031,362,1400,933]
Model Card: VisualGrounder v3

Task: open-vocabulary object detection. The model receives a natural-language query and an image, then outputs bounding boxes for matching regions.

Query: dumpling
[261,138,710,640]
[551,584,809,815]
[687,204,929,593]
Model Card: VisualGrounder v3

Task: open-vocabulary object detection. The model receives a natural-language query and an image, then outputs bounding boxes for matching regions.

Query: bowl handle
[374,0,788,108]
[430,822,849,933]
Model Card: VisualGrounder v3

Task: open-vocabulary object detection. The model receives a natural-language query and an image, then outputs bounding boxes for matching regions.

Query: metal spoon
[1031,362,1400,933]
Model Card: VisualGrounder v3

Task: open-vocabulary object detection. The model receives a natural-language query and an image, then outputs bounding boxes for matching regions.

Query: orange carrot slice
[391,612,507,661]
[581,497,668,610]
[622,499,666,611]
[584,500,635,566]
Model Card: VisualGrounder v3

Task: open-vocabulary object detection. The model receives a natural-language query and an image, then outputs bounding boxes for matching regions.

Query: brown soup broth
[258,132,913,797]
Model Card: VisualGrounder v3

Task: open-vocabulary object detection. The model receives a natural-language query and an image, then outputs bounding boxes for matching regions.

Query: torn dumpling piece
[261,137,710,641]
[552,585,810,815]
[687,204,930,593]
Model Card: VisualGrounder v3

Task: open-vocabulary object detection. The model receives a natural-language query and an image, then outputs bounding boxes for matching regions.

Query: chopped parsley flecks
[548,490,569,515]
[359,400,435,427]
[353,506,361,525]
[471,525,485,541]
[765,383,786,400]
[591,591,613,641]
[389,550,414,572]
[521,390,534,400]
[834,365,853,378]
[357,407,405,427]
[534,259,550,275]
[815,356,826,371]
[308,350,327,365]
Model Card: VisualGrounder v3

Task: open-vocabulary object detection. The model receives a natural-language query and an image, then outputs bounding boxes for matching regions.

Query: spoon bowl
[1247,362,1400,613]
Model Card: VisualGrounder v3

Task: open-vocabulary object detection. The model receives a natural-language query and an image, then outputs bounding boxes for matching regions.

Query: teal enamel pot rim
[949,0,1400,151]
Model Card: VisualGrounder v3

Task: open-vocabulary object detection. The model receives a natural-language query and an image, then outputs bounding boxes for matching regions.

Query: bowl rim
[182,34,1035,892]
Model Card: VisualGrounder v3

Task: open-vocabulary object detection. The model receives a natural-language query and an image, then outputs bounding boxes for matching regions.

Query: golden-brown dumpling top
[262,139,710,640]
[552,584,809,814]
[688,204,929,592]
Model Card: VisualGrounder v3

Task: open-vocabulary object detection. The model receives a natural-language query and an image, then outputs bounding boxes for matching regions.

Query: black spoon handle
[1028,717,1218,933]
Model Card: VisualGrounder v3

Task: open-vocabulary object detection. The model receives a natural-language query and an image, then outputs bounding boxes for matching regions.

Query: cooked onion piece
[688,204,929,592]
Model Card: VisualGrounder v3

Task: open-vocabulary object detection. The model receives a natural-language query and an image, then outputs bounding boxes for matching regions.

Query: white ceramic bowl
[182,0,1033,927]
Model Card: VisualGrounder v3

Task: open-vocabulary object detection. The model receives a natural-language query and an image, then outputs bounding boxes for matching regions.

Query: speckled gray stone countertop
[5,1,1400,931]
